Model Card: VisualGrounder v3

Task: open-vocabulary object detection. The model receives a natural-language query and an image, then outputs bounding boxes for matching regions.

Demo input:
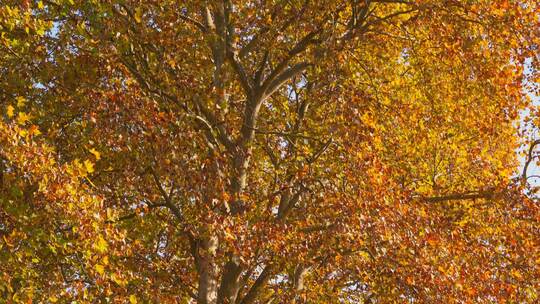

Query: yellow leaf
[358,250,371,261]
[16,96,26,107]
[129,295,138,304]
[6,105,14,118]
[48,296,58,303]
[134,8,143,23]
[89,148,101,160]
[37,1,44,9]
[112,273,127,287]
[511,269,523,280]
[84,159,94,173]
[36,26,46,37]
[17,112,29,125]
[95,235,108,253]
[95,264,105,275]
[18,129,28,138]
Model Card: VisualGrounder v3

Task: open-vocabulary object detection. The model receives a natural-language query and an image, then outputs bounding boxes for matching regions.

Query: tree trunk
[196,236,219,304]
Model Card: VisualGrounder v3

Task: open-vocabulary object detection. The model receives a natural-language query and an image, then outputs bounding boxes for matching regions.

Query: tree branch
[262,62,311,99]
[522,139,540,184]
[149,168,185,222]
[178,12,207,32]
[420,189,496,203]
[228,51,254,98]
[238,264,274,304]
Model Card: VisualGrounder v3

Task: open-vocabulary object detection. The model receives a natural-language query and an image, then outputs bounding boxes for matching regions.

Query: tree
[1,0,539,302]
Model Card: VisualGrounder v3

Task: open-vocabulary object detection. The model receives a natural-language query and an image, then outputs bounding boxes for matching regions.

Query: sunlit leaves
[16,112,29,125]
[6,105,14,118]
[95,263,105,275]
[0,0,539,303]
[89,148,101,160]
[94,235,108,253]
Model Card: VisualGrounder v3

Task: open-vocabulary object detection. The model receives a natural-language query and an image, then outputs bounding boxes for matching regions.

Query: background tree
[1,0,539,303]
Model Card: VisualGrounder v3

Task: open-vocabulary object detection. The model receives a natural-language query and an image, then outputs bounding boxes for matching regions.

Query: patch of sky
[517,57,540,187]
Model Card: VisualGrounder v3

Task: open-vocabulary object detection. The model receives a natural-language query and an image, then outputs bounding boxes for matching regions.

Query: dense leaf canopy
[1,0,539,303]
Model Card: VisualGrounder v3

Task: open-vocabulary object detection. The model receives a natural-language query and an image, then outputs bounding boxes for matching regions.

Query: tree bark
[195,236,219,304]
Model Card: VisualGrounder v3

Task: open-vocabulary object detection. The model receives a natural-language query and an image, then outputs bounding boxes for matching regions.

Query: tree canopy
[1,0,539,303]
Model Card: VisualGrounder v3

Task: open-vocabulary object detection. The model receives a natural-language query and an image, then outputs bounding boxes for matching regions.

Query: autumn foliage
[1,0,540,303]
